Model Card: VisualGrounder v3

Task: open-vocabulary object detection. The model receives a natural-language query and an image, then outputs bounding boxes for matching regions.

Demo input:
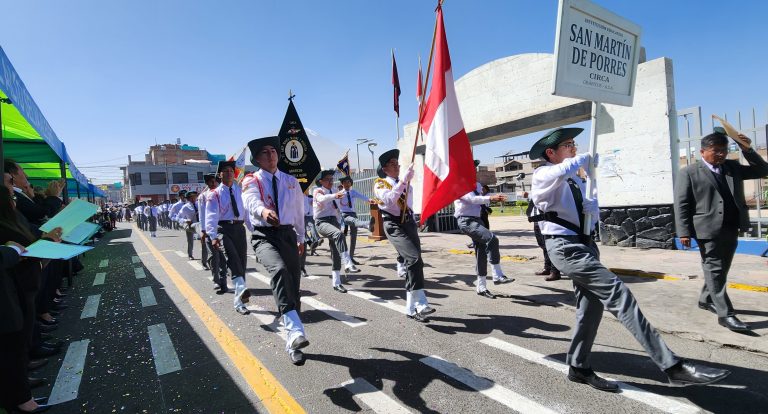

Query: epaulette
[374,178,392,190]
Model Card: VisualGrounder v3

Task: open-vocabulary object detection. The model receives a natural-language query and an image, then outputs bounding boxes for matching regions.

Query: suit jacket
[13,191,61,226]
[0,246,23,334]
[674,149,768,239]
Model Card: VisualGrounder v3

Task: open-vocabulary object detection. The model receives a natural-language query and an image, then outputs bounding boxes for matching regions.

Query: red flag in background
[418,5,475,225]
[416,55,423,103]
[391,50,401,117]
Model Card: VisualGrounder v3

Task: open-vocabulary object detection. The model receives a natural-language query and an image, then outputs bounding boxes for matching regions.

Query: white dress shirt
[204,182,247,239]
[144,205,158,218]
[339,189,369,214]
[373,176,412,217]
[453,182,490,218]
[135,206,144,216]
[197,188,211,231]
[170,200,185,221]
[177,201,198,224]
[531,154,597,235]
[242,169,305,243]
[313,186,341,220]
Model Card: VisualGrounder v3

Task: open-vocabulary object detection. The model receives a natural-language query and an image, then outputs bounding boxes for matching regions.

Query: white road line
[98,259,108,268]
[175,250,186,258]
[80,294,101,319]
[48,339,90,405]
[300,297,367,328]
[148,323,182,375]
[139,286,158,307]
[134,267,146,279]
[346,289,406,315]
[245,304,288,341]
[340,377,412,414]
[132,255,141,264]
[479,337,700,414]
[420,355,558,414]
[246,271,367,327]
[93,272,106,286]
[188,260,204,271]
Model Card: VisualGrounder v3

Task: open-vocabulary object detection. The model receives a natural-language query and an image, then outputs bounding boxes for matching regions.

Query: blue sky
[1,0,766,184]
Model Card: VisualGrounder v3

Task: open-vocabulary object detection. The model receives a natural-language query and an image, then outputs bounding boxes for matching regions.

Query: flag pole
[401,0,443,223]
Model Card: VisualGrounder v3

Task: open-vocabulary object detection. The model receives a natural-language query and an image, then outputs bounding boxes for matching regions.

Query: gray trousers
[457,216,500,276]
[316,217,348,271]
[383,218,424,292]
[545,235,679,371]
[218,222,247,279]
[205,236,228,287]
[185,228,195,258]
[252,226,301,316]
[342,212,359,259]
[696,226,739,317]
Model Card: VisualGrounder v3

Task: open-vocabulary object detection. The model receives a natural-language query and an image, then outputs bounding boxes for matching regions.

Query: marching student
[313,170,360,293]
[199,173,229,289]
[338,176,372,266]
[177,191,200,260]
[205,161,250,315]
[373,149,434,322]
[242,136,310,366]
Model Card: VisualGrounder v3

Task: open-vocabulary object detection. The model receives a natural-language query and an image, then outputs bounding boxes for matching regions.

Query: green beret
[529,128,584,160]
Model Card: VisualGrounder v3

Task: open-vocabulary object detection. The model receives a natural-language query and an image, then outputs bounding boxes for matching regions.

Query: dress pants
[0,330,31,408]
[148,216,157,232]
[185,228,195,258]
[251,226,301,316]
[316,217,348,271]
[383,218,424,292]
[342,212,359,259]
[533,222,555,272]
[205,236,228,288]
[545,235,679,371]
[457,216,500,276]
[218,222,247,280]
[695,226,739,317]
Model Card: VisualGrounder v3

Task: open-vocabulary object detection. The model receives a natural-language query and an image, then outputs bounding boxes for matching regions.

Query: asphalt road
[28,222,768,414]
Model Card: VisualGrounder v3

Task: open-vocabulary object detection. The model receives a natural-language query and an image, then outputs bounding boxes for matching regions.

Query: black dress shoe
[55,292,68,299]
[48,310,60,317]
[28,377,47,388]
[350,258,361,265]
[28,358,48,371]
[419,306,436,315]
[665,360,730,386]
[406,312,430,323]
[202,265,211,270]
[289,335,310,351]
[545,271,562,281]
[333,285,348,293]
[567,367,620,393]
[33,397,48,404]
[37,318,58,327]
[42,339,64,348]
[235,305,250,315]
[13,403,51,413]
[39,324,57,333]
[30,346,60,359]
[289,350,306,366]
[697,302,717,315]
[492,276,514,285]
[477,290,496,299]
[534,269,551,276]
[719,316,751,332]
[52,304,69,311]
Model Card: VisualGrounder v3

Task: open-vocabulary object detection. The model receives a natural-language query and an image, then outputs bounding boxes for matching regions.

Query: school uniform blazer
[674,149,768,239]
[0,246,23,334]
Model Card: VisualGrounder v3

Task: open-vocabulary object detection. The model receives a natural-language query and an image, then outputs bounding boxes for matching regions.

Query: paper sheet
[21,240,93,260]
[39,199,98,234]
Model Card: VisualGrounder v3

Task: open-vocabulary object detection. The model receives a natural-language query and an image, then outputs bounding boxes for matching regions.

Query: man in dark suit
[674,128,768,332]
[4,160,63,226]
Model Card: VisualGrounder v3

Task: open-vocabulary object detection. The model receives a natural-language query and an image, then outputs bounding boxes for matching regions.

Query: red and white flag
[416,55,423,104]
[418,5,475,225]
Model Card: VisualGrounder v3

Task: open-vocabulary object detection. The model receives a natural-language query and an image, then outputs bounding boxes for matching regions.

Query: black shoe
[28,377,47,388]
[289,350,306,366]
[42,339,64,348]
[333,285,348,293]
[28,359,48,371]
[289,335,310,351]
[37,318,58,327]
[350,258,361,265]
[202,265,211,270]
[534,269,551,276]
[33,397,48,404]
[345,264,361,273]
[39,324,57,333]
[420,305,436,315]
[477,290,496,299]
[48,310,60,317]
[545,271,562,281]
[55,293,68,299]
[406,311,430,323]
[697,302,717,315]
[30,346,60,359]
[188,256,195,260]
[718,316,751,332]
[235,305,250,315]
[665,360,730,386]
[492,276,514,285]
[567,367,619,393]
[52,304,69,311]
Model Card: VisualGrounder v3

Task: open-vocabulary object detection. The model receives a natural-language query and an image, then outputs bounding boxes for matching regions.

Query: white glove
[400,165,415,183]
[582,188,599,215]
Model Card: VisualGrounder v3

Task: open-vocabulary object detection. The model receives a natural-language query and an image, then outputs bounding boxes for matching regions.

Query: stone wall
[599,204,675,249]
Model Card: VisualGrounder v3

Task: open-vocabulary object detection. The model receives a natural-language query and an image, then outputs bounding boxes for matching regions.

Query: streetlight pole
[355,138,372,172]
[367,142,377,170]
[0,97,12,173]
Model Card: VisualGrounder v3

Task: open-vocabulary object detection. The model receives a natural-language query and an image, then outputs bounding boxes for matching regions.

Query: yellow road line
[609,268,682,281]
[447,249,531,262]
[134,226,305,414]
[728,282,768,293]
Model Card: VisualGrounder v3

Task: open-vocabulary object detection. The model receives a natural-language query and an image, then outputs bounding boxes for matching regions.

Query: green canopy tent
[0,46,104,201]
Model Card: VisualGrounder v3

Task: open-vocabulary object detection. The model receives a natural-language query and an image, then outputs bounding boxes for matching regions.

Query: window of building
[131,173,142,186]
[172,172,189,184]
[149,172,167,185]
[197,172,204,183]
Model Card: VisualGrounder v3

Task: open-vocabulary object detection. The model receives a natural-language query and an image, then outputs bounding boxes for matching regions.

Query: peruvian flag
[416,55,423,103]
[419,5,475,224]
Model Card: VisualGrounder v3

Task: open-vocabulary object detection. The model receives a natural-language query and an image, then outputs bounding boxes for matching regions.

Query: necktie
[193,203,199,222]
[272,174,280,218]
[346,191,352,208]
[229,186,240,218]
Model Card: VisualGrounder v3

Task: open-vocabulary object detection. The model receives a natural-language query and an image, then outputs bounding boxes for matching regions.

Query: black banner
[277,99,321,194]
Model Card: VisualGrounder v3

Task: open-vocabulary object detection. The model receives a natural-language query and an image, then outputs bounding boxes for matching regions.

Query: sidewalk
[358,215,768,354]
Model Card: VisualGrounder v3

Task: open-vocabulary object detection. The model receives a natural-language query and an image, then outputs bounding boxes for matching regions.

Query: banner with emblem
[336,150,351,177]
[277,98,321,193]
[229,145,248,183]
